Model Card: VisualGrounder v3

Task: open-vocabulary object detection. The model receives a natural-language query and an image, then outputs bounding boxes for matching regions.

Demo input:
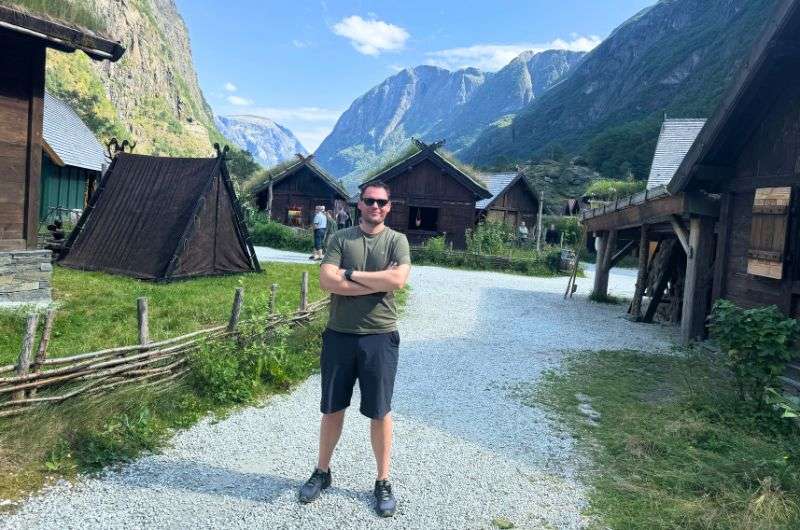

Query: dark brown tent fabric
[61,153,259,281]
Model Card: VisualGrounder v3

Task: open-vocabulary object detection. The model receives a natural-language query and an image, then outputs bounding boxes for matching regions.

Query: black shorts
[320,328,399,419]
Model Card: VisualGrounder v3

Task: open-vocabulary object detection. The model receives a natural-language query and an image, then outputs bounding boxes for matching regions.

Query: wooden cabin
[580,1,800,345]
[252,154,349,228]
[0,6,123,305]
[476,171,539,229]
[669,1,800,317]
[361,139,491,248]
[40,91,107,223]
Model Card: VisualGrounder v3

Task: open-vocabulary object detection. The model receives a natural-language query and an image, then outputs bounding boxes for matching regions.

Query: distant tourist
[517,221,529,246]
[336,207,350,230]
[324,208,337,248]
[299,181,411,518]
[310,205,327,261]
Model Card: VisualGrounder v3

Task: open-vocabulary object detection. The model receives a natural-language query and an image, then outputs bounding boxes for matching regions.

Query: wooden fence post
[228,287,244,332]
[300,271,309,311]
[12,313,39,401]
[29,308,55,397]
[137,297,149,351]
[269,283,278,316]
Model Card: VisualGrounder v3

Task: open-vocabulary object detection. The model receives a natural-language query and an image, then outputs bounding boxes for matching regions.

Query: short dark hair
[360,181,391,200]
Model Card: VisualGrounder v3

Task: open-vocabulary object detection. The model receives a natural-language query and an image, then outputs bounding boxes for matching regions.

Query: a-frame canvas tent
[60,151,260,281]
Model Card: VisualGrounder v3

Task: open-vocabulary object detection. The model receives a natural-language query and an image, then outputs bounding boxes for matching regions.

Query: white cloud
[292,39,310,48]
[426,35,602,72]
[295,126,335,152]
[227,95,253,106]
[332,15,409,56]
[224,82,237,92]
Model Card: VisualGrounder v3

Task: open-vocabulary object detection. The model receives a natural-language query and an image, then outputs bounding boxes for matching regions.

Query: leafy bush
[584,178,646,201]
[423,235,447,252]
[542,215,581,246]
[466,221,514,254]
[247,216,313,252]
[411,246,564,277]
[709,300,799,406]
[188,319,323,405]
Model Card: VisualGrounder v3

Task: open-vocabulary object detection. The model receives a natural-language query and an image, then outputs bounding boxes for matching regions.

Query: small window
[408,206,438,231]
[287,208,303,227]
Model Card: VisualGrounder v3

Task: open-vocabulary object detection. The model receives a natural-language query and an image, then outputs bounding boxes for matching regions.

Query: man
[335,207,350,230]
[517,221,529,247]
[311,205,327,260]
[299,182,411,518]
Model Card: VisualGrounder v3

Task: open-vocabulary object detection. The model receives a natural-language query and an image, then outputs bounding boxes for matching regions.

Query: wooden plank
[670,215,691,256]
[24,45,44,249]
[681,216,716,344]
[609,240,636,268]
[712,193,733,302]
[747,257,783,279]
[643,241,677,323]
[629,225,649,319]
[582,192,719,232]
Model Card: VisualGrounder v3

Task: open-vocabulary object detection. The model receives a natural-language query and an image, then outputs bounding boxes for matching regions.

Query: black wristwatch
[344,268,354,281]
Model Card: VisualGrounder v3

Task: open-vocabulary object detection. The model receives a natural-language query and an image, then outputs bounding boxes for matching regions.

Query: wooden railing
[0,271,327,418]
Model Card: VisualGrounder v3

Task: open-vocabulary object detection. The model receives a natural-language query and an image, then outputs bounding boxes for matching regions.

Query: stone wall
[0,250,52,306]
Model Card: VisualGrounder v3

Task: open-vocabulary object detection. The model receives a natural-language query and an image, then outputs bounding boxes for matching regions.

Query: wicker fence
[0,272,328,418]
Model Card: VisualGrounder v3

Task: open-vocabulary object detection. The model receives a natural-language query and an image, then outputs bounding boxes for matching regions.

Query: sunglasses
[362,198,389,208]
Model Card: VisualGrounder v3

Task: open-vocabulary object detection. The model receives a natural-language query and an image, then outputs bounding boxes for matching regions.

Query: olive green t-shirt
[321,226,411,334]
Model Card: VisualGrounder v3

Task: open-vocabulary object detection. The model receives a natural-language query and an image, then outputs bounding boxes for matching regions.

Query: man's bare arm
[350,264,410,292]
[319,264,379,296]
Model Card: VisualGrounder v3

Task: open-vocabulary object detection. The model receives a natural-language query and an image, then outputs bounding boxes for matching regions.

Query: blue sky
[176,0,654,151]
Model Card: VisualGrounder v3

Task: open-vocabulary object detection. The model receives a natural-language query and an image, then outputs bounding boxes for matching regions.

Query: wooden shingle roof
[646,119,706,189]
[0,5,124,61]
[43,91,106,172]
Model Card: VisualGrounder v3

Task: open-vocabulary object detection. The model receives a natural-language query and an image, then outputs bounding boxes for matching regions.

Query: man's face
[358,186,391,226]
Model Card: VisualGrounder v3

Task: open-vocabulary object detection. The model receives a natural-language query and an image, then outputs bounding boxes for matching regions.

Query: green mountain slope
[4,0,224,157]
[464,0,773,179]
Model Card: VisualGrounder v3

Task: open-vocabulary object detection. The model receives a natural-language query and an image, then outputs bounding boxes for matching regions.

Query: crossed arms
[319,263,410,296]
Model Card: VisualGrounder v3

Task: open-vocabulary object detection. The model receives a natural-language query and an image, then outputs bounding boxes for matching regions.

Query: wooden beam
[24,45,45,250]
[582,192,719,233]
[711,193,732,302]
[670,215,691,256]
[643,241,677,323]
[681,216,716,345]
[609,240,636,268]
[592,230,617,298]
[629,225,649,319]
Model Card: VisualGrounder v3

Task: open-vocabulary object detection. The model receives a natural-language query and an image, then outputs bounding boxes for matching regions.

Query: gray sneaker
[298,468,331,503]
[373,479,396,517]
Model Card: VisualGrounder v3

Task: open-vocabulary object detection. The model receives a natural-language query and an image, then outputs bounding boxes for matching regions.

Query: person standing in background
[311,206,327,261]
[336,207,350,230]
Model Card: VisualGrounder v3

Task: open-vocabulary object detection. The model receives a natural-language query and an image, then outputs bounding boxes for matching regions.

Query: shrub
[247,216,313,252]
[709,300,799,406]
[584,178,646,201]
[466,221,514,254]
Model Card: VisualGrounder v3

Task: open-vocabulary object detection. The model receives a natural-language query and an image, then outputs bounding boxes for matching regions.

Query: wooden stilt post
[228,288,244,332]
[12,313,38,401]
[592,230,616,298]
[137,297,149,351]
[629,225,649,319]
[269,283,278,316]
[681,216,715,345]
[300,271,309,311]
[29,309,55,397]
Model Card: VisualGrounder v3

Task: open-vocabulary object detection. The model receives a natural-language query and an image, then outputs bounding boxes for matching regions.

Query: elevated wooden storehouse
[581,118,715,344]
[40,91,107,222]
[61,150,260,281]
[0,5,123,305]
[476,171,539,229]
[361,139,491,248]
[252,154,349,228]
[669,1,800,317]
[580,0,800,345]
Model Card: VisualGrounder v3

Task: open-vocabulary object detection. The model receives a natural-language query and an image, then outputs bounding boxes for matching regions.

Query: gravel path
[1,248,675,529]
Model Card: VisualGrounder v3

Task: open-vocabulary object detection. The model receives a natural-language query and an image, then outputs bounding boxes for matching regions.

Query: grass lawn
[529,349,800,529]
[0,262,324,365]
